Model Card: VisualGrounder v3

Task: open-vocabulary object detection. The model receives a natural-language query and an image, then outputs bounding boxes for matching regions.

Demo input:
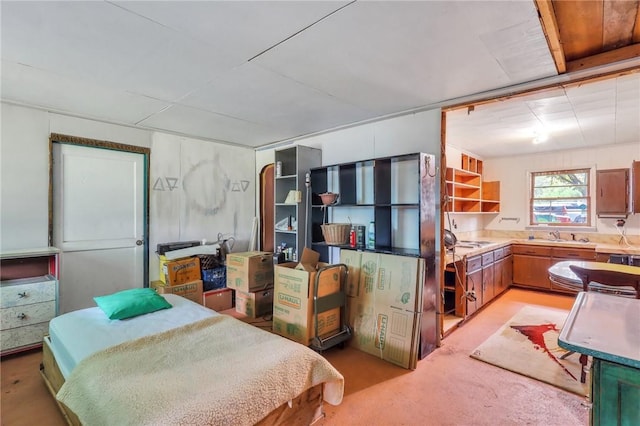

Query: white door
[53,143,145,314]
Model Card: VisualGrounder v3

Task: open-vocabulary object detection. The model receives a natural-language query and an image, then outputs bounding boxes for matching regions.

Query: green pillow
[94,288,172,320]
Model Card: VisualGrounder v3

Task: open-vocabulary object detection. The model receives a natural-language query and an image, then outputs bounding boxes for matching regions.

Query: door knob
[136,240,143,246]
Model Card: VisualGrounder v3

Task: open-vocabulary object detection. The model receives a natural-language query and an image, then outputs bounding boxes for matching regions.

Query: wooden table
[548,260,640,297]
[559,291,640,425]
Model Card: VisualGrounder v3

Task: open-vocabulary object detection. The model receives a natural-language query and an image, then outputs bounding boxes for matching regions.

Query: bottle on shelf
[367,221,375,249]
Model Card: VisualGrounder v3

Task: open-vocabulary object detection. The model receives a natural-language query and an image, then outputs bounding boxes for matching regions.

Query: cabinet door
[482,263,495,304]
[513,254,551,290]
[592,359,640,426]
[502,254,513,290]
[596,168,629,215]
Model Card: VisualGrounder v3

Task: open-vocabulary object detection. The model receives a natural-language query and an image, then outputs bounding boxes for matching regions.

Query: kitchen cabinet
[460,246,512,318]
[0,247,60,356]
[596,168,629,217]
[513,244,596,293]
[274,145,321,261]
[494,246,512,296]
[481,251,495,304]
[444,167,500,213]
[310,152,438,359]
[512,245,552,290]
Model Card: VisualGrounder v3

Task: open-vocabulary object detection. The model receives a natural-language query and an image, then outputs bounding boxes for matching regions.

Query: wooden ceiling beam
[535,0,567,73]
[566,44,640,73]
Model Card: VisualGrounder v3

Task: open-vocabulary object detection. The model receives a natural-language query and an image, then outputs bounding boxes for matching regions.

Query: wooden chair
[566,264,640,383]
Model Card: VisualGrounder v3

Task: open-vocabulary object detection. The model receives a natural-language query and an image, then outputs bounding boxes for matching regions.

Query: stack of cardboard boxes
[226,252,274,318]
[151,247,234,311]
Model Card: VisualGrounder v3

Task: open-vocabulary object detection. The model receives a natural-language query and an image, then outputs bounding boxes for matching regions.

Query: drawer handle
[17,313,27,320]
[18,291,28,298]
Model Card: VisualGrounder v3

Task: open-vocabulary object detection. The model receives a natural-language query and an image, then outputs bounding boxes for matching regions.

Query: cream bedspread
[56,315,344,426]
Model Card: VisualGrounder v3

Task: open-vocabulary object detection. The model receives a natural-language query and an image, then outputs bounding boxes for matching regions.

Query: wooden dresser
[0,247,60,356]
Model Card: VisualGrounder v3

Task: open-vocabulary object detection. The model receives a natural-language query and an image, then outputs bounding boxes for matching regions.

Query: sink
[456,240,495,248]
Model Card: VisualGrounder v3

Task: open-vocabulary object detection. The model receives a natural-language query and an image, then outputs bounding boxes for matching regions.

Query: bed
[40,293,344,426]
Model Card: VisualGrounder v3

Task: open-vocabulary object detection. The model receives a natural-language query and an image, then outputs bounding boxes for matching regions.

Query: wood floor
[1,288,589,425]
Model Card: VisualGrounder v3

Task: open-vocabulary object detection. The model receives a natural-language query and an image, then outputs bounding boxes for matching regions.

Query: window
[530,168,590,226]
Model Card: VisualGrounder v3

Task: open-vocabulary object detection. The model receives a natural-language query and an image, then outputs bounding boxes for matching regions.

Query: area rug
[470,305,589,396]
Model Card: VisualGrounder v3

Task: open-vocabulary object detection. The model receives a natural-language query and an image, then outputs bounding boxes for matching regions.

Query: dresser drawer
[0,275,56,308]
[0,322,49,352]
[1,301,56,330]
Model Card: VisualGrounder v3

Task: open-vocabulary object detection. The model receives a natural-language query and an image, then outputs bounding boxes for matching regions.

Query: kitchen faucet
[549,230,561,240]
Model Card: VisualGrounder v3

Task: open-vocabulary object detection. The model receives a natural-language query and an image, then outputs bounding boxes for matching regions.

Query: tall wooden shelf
[445,167,500,214]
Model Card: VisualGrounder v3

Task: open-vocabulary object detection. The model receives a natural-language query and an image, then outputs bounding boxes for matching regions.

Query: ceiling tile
[137,104,290,146]
[1,61,170,124]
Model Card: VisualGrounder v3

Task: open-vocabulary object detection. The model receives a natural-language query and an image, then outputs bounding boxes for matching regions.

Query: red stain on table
[511,323,578,381]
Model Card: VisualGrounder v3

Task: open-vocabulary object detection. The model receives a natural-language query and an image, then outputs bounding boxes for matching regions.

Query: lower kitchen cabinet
[513,244,596,293]
[512,245,552,290]
[465,255,483,316]
[591,359,640,425]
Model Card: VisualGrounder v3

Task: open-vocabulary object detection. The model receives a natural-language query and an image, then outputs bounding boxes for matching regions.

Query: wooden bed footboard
[40,337,325,426]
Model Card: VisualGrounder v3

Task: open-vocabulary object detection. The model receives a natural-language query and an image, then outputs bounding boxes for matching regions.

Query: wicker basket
[321,223,351,245]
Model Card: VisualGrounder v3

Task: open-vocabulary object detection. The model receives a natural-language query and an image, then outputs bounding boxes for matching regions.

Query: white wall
[1,102,255,281]
[445,142,640,239]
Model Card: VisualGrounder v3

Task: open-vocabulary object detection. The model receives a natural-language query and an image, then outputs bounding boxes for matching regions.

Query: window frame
[529,167,592,227]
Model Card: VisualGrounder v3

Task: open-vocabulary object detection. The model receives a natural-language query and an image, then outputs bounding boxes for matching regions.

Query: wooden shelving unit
[445,167,500,214]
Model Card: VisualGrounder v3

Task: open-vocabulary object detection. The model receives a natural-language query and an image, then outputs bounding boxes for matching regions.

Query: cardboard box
[235,288,273,318]
[272,248,342,345]
[151,279,203,305]
[203,288,233,312]
[161,256,201,286]
[226,251,274,292]
[343,251,424,369]
[339,249,362,297]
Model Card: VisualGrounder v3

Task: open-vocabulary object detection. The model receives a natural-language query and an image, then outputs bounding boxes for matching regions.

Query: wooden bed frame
[40,337,325,425]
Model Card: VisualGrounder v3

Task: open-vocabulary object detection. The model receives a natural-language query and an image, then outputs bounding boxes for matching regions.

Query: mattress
[48,294,217,378]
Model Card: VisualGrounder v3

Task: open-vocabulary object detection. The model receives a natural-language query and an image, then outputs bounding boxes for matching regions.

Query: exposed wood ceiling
[536,0,640,73]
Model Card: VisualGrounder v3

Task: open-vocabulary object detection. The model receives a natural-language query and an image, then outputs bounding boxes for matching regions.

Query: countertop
[559,291,640,369]
[445,238,640,265]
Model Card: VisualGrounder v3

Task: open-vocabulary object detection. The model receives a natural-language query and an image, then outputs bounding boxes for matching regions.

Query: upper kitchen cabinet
[274,145,321,262]
[596,168,629,217]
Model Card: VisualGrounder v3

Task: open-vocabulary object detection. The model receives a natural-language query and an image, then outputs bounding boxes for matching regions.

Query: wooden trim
[439,110,447,343]
[49,133,150,155]
[534,0,567,73]
[442,66,640,113]
[566,44,640,73]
